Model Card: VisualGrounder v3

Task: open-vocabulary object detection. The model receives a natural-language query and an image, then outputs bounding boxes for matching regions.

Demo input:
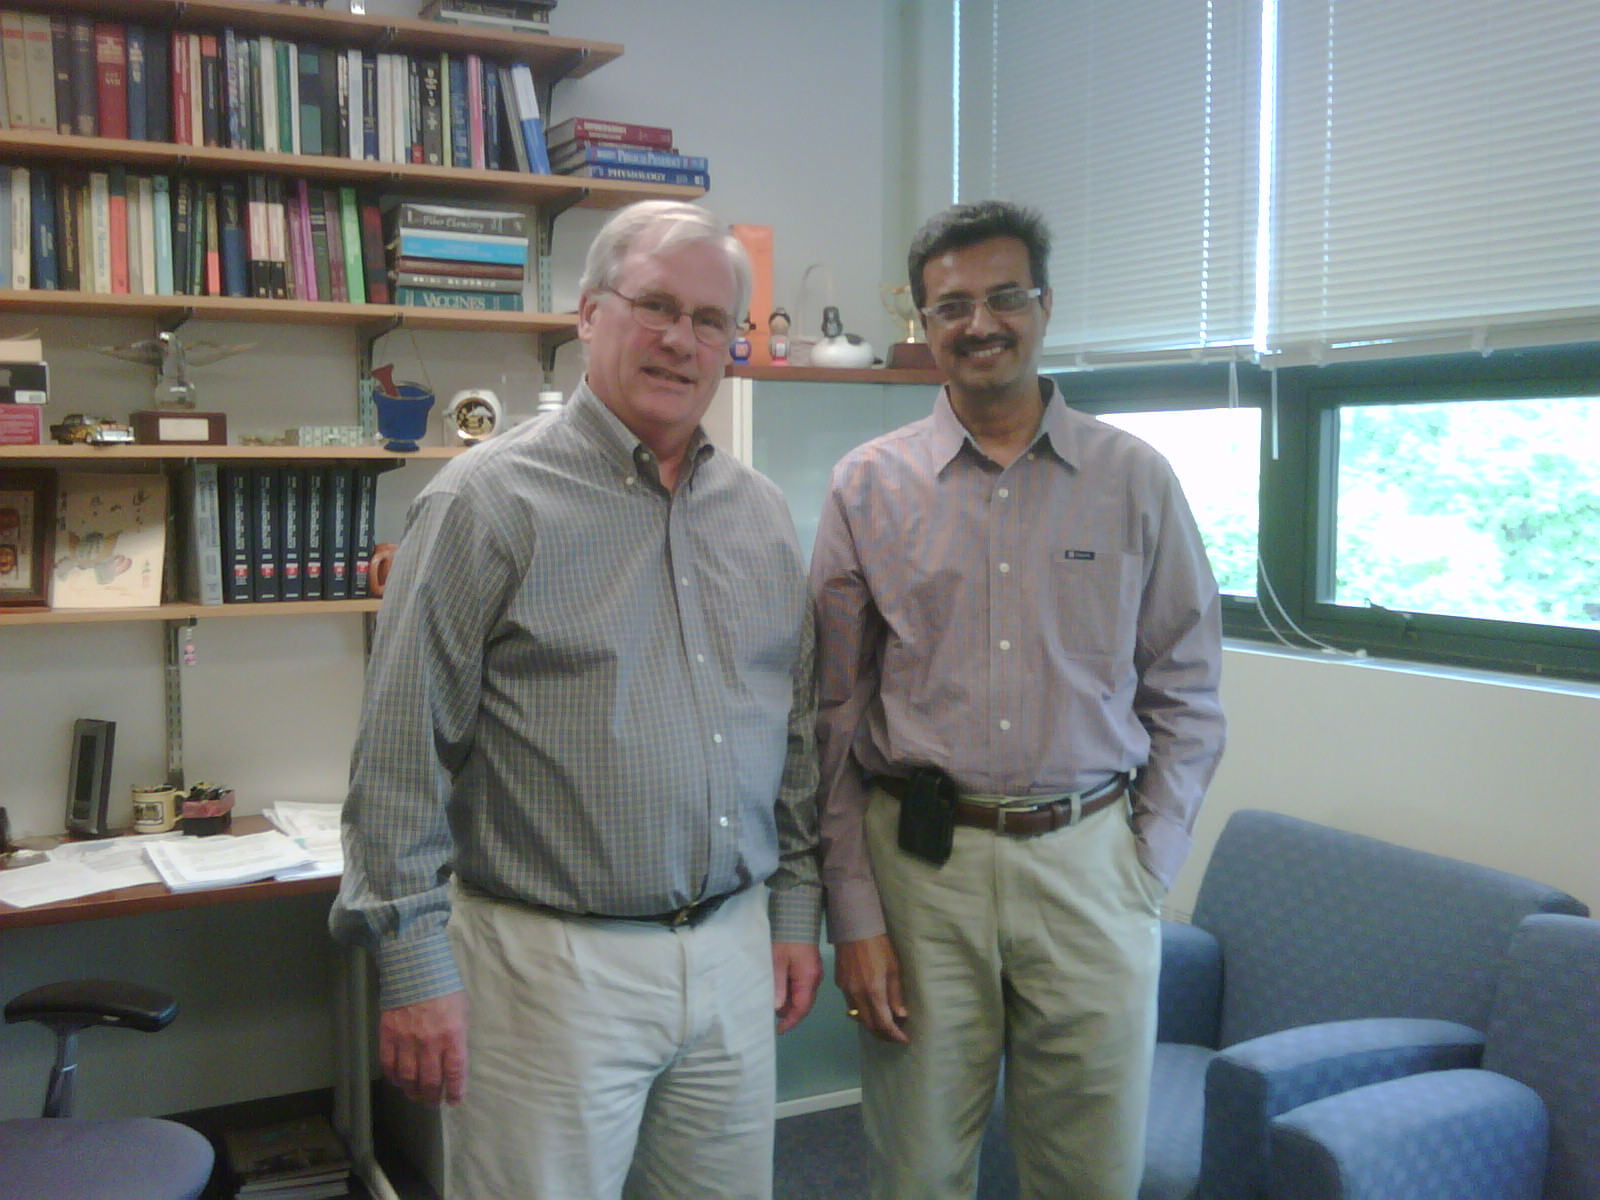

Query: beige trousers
[443,886,776,1200]
[861,789,1164,1200]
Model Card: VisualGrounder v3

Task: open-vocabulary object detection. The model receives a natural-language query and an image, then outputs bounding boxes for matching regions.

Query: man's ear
[576,291,599,343]
[1038,287,1053,324]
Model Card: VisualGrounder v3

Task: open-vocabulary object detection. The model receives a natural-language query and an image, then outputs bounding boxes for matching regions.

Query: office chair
[0,979,215,1200]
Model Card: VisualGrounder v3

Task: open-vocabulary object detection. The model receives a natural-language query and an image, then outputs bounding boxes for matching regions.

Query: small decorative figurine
[768,308,791,365]
[729,317,753,363]
[445,388,503,444]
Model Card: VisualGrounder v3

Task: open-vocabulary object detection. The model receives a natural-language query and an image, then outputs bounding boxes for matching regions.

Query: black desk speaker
[65,719,115,838]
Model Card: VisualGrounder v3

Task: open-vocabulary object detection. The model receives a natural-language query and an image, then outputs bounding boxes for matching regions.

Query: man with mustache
[811,200,1226,1199]
[333,200,823,1199]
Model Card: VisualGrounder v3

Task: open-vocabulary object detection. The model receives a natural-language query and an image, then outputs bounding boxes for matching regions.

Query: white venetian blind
[958,0,1260,364]
[1269,0,1600,360]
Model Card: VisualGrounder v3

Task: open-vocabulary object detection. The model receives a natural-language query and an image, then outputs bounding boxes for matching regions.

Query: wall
[0,0,901,1120]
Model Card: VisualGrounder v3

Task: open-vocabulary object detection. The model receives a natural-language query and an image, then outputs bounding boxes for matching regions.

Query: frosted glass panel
[750,381,937,562]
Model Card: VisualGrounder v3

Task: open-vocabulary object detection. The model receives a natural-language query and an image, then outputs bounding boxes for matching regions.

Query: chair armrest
[1268,1069,1548,1200]
[1158,919,1222,1047]
[1199,1018,1485,1199]
[5,979,179,1034]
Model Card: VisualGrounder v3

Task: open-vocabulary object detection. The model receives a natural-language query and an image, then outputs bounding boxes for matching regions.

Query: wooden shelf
[0,444,462,462]
[727,365,945,386]
[0,286,582,333]
[0,131,701,210]
[0,599,381,628]
[17,0,623,81]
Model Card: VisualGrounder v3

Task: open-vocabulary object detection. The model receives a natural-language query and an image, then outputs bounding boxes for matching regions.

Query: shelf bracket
[159,308,196,335]
[163,620,194,790]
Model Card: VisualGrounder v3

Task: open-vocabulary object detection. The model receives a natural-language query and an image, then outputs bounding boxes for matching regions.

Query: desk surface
[0,816,340,931]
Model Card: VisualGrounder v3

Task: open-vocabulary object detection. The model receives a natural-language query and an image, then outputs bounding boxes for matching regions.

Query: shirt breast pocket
[1050,550,1141,661]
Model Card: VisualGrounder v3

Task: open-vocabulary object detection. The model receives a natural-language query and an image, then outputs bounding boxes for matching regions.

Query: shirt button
[999,719,1012,731]
[999,639,1011,651]
[719,816,730,827]
[624,476,637,487]
[712,733,724,744]
[998,562,1011,574]
[681,577,690,587]
[997,488,1010,500]
[696,653,706,663]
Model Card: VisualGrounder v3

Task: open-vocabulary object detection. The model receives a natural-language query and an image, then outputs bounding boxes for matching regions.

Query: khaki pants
[861,789,1163,1200]
[443,886,776,1200]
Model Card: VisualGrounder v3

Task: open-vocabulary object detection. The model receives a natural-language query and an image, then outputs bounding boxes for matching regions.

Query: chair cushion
[0,1117,214,1200]
[1190,810,1587,1046]
[1141,1042,1214,1200]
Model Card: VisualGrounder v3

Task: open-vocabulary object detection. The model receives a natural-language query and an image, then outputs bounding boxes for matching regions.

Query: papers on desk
[264,800,345,881]
[146,831,317,893]
[0,833,178,908]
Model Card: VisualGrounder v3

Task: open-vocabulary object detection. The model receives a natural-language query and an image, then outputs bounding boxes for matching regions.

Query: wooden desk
[0,817,338,931]
[0,819,397,1200]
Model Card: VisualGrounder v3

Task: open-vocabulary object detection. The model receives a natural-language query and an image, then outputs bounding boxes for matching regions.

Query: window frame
[1051,343,1600,683]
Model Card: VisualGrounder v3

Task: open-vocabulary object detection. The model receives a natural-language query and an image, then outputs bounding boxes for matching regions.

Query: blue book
[218,180,247,298]
[482,65,501,170]
[551,144,709,173]
[30,168,58,291]
[446,53,470,169]
[361,52,378,160]
[126,25,148,141]
[507,64,551,174]
[564,163,710,189]
[393,229,528,266]
[395,285,523,311]
[152,174,173,294]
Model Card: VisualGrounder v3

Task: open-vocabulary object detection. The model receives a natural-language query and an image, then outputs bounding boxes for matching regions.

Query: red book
[94,21,128,139]
[170,31,192,145]
[321,187,348,302]
[358,192,389,304]
[108,166,129,293]
[204,182,222,296]
[544,116,673,151]
[466,53,485,170]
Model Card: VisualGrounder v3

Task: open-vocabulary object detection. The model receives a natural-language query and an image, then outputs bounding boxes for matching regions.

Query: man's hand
[772,942,823,1034]
[836,934,909,1044]
[379,990,469,1106]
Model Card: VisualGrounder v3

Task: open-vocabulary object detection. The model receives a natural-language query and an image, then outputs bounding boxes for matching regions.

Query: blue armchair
[0,979,214,1200]
[1139,810,1589,1200]
[1266,913,1600,1200]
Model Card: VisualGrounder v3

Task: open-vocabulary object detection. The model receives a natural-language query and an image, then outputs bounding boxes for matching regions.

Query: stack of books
[420,0,555,35]
[387,201,528,312]
[546,117,709,190]
[223,1113,351,1200]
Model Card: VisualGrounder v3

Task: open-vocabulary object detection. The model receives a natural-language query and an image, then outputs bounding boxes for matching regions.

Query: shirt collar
[568,378,717,487]
[931,377,1075,470]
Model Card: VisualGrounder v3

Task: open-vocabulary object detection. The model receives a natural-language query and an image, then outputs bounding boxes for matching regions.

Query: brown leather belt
[874,772,1130,837]
[588,890,738,928]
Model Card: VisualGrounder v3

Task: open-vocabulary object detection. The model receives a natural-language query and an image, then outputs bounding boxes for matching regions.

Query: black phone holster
[895,767,961,867]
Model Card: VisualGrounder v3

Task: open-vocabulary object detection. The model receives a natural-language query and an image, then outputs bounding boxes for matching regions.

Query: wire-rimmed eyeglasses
[600,286,739,348]
[920,285,1044,326]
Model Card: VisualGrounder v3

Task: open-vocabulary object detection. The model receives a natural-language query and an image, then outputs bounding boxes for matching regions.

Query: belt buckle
[668,902,696,927]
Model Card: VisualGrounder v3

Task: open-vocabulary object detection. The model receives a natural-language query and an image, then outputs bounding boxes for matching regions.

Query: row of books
[388,201,527,312]
[223,1111,351,1200]
[179,462,383,606]
[547,116,709,190]
[0,10,554,176]
[0,164,389,303]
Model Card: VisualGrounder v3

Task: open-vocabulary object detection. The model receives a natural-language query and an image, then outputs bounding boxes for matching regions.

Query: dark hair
[907,200,1051,311]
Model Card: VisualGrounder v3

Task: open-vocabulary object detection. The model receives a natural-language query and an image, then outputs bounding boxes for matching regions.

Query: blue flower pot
[373,382,435,452]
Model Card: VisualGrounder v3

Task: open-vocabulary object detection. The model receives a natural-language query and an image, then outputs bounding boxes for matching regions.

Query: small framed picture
[0,468,55,607]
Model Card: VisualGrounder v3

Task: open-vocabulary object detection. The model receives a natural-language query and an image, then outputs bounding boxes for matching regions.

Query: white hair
[578,200,753,325]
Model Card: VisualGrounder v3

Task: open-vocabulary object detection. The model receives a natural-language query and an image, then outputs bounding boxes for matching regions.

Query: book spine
[466,53,485,169]
[393,229,529,265]
[360,52,378,160]
[218,178,247,297]
[390,204,527,238]
[136,173,156,294]
[394,269,523,294]
[407,55,422,164]
[306,182,331,300]
[338,185,364,304]
[68,16,96,136]
[88,170,111,292]
[9,165,29,289]
[203,178,221,295]
[0,175,10,293]
[171,173,191,292]
[267,174,287,299]
[29,167,56,289]
[56,174,82,291]
[151,173,172,293]
[551,144,709,173]
[170,31,191,144]
[392,255,524,279]
[350,467,377,599]
[199,33,220,147]
[446,53,468,169]
[321,184,347,301]
[257,35,276,152]
[395,285,523,311]
[107,165,129,293]
[301,465,326,600]
[294,177,317,301]
[245,173,267,297]
[125,24,147,141]
[568,163,710,188]
[496,64,528,173]
[219,465,254,602]
[508,63,551,174]
[143,25,168,142]
[277,467,303,602]
[546,116,673,150]
[93,21,128,140]
[358,189,388,304]
[186,32,202,152]
[50,15,73,134]
[186,461,224,606]
[20,13,54,133]
[0,13,28,131]
[250,466,279,602]
[322,465,352,600]
[344,47,361,157]
[482,63,501,170]
[318,44,339,158]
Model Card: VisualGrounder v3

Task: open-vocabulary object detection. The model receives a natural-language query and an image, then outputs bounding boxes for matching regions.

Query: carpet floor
[773,1104,1019,1199]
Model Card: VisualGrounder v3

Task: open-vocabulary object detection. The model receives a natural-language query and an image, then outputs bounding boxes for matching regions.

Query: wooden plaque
[131,410,229,446]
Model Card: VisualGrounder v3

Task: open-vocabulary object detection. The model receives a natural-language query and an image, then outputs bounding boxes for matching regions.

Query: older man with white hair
[333,200,823,1200]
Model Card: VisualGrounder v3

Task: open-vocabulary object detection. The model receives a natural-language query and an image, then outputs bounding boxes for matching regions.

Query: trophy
[879,284,936,369]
